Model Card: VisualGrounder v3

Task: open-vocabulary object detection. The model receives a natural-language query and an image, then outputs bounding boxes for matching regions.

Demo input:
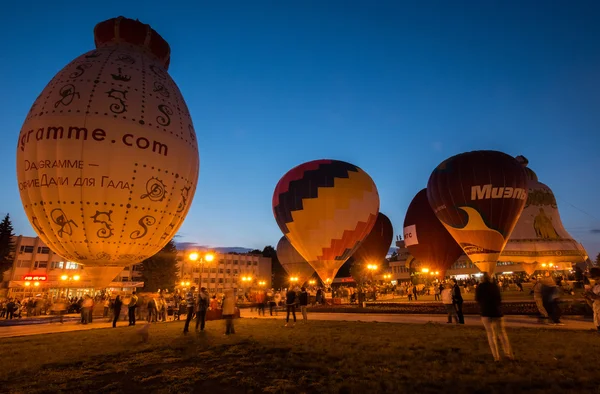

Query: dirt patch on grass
[0,319,599,393]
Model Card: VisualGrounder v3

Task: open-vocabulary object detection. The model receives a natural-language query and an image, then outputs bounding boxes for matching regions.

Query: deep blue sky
[1,1,599,260]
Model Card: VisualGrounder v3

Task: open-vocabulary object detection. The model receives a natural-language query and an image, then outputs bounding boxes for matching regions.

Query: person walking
[183,286,196,334]
[113,295,122,328]
[531,277,549,323]
[452,279,465,324]
[541,277,563,325]
[475,273,514,362]
[195,287,209,332]
[299,287,309,323]
[434,284,441,301]
[222,289,236,335]
[285,288,297,327]
[441,284,458,324]
[147,296,157,323]
[128,291,138,326]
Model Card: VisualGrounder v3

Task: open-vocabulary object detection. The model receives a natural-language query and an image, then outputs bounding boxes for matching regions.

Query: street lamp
[60,274,80,298]
[421,268,430,273]
[189,251,215,289]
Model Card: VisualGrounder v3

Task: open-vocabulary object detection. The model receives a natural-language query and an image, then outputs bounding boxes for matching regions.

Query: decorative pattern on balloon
[177,186,190,213]
[54,84,80,107]
[50,209,78,237]
[106,89,128,114]
[156,104,172,126]
[130,215,157,239]
[153,81,169,97]
[69,63,93,78]
[111,68,131,82]
[140,177,167,202]
[90,210,114,239]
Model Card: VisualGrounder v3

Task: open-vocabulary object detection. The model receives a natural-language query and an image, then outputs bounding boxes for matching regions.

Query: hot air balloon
[276,236,316,286]
[500,156,588,274]
[273,159,379,284]
[427,151,528,275]
[403,189,464,279]
[350,212,394,268]
[16,17,199,287]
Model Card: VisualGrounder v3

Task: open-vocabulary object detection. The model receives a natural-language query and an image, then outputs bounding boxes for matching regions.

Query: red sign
[23,275,47,281]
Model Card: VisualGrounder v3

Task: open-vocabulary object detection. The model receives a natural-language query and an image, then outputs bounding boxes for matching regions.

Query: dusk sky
[1,1,599,259]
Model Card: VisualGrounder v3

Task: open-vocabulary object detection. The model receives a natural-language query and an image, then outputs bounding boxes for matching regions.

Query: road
[0,310,593,339]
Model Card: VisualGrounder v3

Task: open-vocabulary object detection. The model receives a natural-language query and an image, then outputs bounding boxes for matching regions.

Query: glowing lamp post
[60,274,80,298]
[188,251,215,289]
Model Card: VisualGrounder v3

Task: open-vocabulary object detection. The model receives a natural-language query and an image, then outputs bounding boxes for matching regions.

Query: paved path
[239,310,594,330]
[0,311,594,339]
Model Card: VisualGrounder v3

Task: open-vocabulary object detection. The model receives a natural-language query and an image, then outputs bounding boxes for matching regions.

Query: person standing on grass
[112,295,122,328]
[531,277,549,323]
[222,289,236,335]
[541,277,564,326]
[256,289,266,316]
[441,284,458,324]
[452,278,465,324]
[195,287,209,332]
[183,286,196,334]
[475,273,514,362]
[128,291,138,326]
[285,287,297,327]
[299,287,309,323]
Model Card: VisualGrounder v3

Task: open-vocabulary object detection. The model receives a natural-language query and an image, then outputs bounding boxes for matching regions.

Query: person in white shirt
[441,284,458,324]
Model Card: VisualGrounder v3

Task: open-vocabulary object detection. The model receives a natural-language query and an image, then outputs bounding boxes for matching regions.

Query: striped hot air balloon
[272,159,379,284]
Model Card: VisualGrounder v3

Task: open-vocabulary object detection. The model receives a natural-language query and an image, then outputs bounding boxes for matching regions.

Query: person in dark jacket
[452,279,465,324]
[195,287,209,331]
[298,287,309,323]
[112,296,122,328]
[285,288,297,327]
[475,274,514,362]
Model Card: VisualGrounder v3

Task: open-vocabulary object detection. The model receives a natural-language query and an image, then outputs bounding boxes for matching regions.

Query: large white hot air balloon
[16,17,199,286]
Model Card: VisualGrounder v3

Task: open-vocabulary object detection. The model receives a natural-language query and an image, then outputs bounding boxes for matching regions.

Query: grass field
[1,318,599,393]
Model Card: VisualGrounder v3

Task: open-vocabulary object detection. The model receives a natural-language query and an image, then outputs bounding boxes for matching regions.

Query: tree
[596,253,600,267]
[249,249,262,255]
[141,239,179,292]
[0,214,15,275]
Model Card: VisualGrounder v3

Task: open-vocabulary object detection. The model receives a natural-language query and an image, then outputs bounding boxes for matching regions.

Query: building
[2,236,143,299]
[177,250,272,294]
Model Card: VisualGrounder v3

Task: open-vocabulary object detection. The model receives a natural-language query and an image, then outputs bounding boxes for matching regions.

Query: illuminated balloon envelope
[276,236,315,286]
[272,159,379,284]
[403,189,464,279]
[350,212,393,267]
[500,156,588,270]
[427,151,528,275]
[15,16,199,286]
